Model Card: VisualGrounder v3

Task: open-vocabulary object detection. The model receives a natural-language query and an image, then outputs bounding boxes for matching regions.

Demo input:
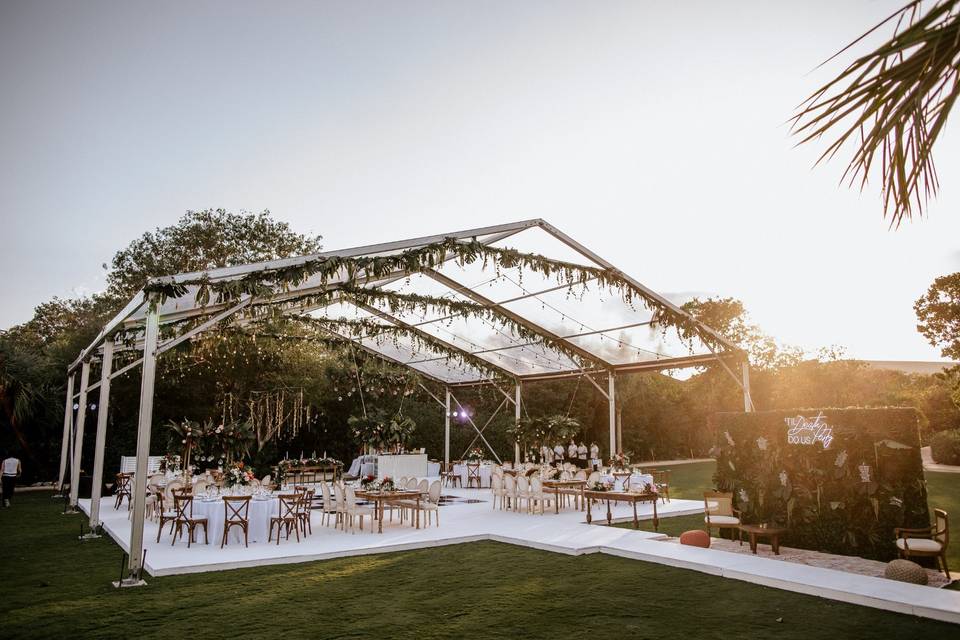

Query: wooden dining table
[584,490,659,530]
[355,488,422,534]
[542,479,587,514]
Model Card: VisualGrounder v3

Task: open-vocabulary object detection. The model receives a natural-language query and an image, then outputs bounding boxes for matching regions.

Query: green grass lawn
[626,461,960,578]
[0,491,954,639]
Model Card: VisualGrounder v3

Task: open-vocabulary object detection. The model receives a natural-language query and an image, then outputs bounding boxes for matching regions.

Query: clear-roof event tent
[58,219,752,584]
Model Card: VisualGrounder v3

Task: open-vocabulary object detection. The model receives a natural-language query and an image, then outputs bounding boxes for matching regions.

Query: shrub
[930,429,960,465]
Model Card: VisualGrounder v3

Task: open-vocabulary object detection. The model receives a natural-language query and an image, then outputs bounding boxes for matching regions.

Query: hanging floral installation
[348,410,416,452]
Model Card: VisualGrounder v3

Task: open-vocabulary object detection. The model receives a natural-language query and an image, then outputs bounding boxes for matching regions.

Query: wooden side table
[739,523,788,555]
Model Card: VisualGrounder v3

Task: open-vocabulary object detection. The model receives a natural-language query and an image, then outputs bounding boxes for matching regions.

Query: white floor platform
[79,487,960,625]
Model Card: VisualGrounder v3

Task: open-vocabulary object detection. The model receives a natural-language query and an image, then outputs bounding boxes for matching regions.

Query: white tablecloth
[601,473,654,493]
[454,463,492,488]
[427,462,440,477]
[191,497,279,544]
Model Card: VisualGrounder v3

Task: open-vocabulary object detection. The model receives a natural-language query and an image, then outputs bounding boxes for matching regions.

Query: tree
[106,208,323,299]
[681,297,802,370]
[793,0,960,225]
[915,272,960,359]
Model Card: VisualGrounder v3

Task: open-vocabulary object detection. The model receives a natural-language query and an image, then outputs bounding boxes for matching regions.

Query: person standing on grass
[2,452,21,507]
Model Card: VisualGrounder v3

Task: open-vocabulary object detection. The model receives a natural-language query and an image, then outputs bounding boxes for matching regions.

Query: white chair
[193,478,210,494]
[261,474,273,490]
[503,461,513,470]
[344,486,375,534]
[333,483,348,530]
[406,478,419,491]
[529,476,551,515]
[574,470,587,481]
[587,471,600,486]
[515,475,531,513]
[318,482,337,527]
[417,478,429,495]
[502,474,516,511]
[420,480,442,527]
[490,474,504,510]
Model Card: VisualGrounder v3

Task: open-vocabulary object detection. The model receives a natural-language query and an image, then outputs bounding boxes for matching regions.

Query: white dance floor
[78,486,960,624]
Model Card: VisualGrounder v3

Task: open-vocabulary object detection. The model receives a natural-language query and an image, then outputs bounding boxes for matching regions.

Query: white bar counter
[376,453,428,479]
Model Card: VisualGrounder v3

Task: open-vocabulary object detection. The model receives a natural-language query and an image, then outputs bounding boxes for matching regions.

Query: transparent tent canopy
[73,219,737,385]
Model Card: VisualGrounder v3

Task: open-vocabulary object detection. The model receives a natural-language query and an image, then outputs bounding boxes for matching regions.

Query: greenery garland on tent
[141,237,730,354]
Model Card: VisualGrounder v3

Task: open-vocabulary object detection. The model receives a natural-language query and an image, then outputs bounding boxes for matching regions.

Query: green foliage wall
[712,408,929,561]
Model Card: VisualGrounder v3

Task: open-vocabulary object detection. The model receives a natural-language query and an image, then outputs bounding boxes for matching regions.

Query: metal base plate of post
[112,578,147,589]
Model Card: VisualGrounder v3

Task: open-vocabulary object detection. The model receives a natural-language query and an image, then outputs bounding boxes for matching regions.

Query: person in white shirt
[553,443,565,463]
[567,440,578,465]
[540,444,552,464]
[577,442,588,467]
[589,442,601,471]
[2,454,21,507]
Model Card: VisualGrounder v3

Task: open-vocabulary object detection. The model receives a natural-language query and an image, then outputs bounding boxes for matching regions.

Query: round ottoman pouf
[884,559,928,585]
[679,529,711,548]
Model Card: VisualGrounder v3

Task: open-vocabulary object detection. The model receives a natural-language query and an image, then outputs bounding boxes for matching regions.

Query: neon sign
[785,412,834,449]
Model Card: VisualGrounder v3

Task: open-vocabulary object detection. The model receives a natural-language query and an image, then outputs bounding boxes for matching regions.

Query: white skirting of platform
[79,487,960,624]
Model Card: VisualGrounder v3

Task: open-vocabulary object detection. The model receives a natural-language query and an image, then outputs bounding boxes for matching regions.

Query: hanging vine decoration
[142,237,733,354]
[247,387,308,449]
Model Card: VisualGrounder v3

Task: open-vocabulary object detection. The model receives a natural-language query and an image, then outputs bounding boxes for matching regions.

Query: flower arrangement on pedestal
[224,461,256,488]
[465,448,484,462]
[609,452,631,471]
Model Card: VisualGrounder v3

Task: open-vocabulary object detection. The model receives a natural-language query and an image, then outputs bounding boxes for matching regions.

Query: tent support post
[742,361,753,412]
[608,372,616,457]
[443,387,451,467]
[514,383,521,465]
[86,339,113,536]
[68,361,91,510]
[56,372,75,497]
[119,296,159,588]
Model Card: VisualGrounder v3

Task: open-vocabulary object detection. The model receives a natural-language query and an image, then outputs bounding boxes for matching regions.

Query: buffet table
[376,454,428,479]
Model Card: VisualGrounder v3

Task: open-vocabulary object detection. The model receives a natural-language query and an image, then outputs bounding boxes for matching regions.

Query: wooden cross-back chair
[466,462,482,489]
[155,492,178,542]
[171,494,208,547]
[269,494,302,544]
[298,489,315,536]
[222,496,252,548]
[441,462,462,488]
[114,473,133,510]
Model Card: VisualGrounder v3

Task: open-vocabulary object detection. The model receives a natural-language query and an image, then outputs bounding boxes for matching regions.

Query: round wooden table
[739,523,788,555]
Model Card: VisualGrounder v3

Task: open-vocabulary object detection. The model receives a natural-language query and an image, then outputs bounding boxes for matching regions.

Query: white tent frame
[58,218,752,586]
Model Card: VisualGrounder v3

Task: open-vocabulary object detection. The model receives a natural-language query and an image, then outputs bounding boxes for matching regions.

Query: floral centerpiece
[465,448,484,462]
[224,461,256,488]
[589,479,612,492]
[159,453,181,474]
[609,452,631,471]
[360,474,377,488]
[379,476,396,492]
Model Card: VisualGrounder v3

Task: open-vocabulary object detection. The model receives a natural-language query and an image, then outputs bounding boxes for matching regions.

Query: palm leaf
[792,0,960,226]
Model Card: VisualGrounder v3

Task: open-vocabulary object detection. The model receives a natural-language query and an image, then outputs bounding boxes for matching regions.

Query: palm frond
[792,0,960,227]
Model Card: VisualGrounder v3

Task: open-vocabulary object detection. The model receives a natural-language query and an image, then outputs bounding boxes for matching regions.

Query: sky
[1,0,959,362]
